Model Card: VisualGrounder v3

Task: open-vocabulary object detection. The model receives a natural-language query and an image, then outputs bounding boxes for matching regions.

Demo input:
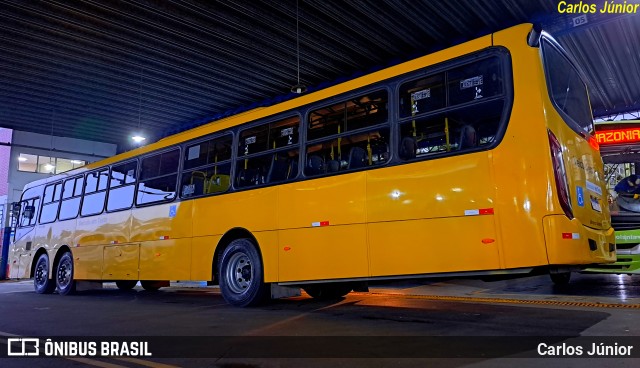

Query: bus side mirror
[22,205,35,220]
[11,203,21,218]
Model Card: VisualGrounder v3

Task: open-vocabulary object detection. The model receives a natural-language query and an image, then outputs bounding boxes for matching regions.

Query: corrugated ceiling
[0,0,639,150]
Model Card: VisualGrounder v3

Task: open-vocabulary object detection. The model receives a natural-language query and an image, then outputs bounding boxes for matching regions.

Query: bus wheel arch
[32,249,55,294]
[212,228,261,285]
[216,229,269,307]
[53,246,76,295]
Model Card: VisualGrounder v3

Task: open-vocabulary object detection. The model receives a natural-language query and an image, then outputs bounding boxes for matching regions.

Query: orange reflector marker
[481,238,495,244]
[283,246,291,251]
[155,253,161,257]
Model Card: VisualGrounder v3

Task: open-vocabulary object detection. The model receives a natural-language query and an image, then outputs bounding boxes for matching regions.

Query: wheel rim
[57,257,73,289]
[225,252,252,294]
[35,259,48,288]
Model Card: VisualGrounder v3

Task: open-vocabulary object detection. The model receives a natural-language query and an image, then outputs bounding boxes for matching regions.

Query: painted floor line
[355,292,640,309]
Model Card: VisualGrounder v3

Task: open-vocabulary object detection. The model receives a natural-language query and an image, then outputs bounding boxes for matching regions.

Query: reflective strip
[110,241,118,244]
[465,208,494,216]
[479,208,494,215]
[562,233,580,239]
[159,236,170,240]
[311,221,330,227]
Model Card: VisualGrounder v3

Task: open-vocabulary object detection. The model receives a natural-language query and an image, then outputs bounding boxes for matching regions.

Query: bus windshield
[542,39,594,136]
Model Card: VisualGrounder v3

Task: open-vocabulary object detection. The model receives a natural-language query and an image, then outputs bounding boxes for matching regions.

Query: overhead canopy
[0,0,639,150]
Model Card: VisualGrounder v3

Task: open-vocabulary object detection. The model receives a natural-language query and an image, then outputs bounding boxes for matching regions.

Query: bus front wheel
[219,238,269,307]
[56,251,76,295]
[34,253,56,294]
[550,272,571,285]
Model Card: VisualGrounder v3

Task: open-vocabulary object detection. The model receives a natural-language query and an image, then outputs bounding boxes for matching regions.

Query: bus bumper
[583,239,640,274]
[543,215,616,265]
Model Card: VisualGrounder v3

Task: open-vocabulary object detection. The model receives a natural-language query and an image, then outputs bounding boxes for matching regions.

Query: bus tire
[34,253,56,294]
[115,280,138,290]
[304,283,352,299]
[219,238,269,307]
[55,251,76,295]
[550,272,571,285]
[140,281,162,291]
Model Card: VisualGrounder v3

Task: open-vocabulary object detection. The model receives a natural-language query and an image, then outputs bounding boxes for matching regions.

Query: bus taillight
[548,129,573,219]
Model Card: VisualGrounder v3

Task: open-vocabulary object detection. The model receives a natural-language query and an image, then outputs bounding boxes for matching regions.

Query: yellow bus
[8,24,615,307]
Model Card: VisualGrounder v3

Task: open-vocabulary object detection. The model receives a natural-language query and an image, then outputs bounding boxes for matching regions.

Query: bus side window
[181,135,233,197]
[59,176,84,220]
[18,198,40,228]
[137,148,180,206]
[236,116,300,188]
[107,160,137,212]
[81,168,109,216]
[39,182,62,224]
[305,90,390,176]
[397,56,505,160]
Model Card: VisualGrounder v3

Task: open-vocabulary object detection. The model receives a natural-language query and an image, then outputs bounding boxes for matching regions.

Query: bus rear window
[542,40,594,135]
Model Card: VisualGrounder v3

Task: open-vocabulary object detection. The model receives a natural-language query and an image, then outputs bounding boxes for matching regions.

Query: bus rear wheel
[140,281,162,291]
[34,253,55,294]
[550,272,571,285]
[56,251,76,295]
[115,280,138,290]
[219,238,269,307]
[304,283,352,299]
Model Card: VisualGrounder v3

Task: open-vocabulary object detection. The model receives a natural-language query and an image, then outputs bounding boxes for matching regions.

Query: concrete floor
[0,273,638,367]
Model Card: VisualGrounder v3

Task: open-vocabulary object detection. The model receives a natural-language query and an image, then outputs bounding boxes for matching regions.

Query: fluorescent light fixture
[131,135,146,143]
[70,160,83,164]
[18,157,28,162]
[44,164,55,171]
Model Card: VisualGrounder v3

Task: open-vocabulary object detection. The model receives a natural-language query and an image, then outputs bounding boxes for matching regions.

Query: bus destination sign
[595,128,640,145]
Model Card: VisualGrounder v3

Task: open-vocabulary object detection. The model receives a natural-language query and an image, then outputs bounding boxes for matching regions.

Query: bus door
[12,197,41,279]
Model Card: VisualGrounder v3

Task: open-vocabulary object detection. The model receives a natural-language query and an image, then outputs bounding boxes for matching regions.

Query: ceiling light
[131,135,146,144]
[290,83,307,94]
[18,157,28,162]
[70,160,83,164]
[44,164,55,171]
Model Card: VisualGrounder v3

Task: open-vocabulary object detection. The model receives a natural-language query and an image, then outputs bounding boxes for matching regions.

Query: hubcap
[35,260,48,287]
[225,252,252,294]
[57,258,73,289]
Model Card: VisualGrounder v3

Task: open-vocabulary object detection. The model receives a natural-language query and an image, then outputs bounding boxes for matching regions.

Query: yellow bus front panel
[543,215,615,265]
